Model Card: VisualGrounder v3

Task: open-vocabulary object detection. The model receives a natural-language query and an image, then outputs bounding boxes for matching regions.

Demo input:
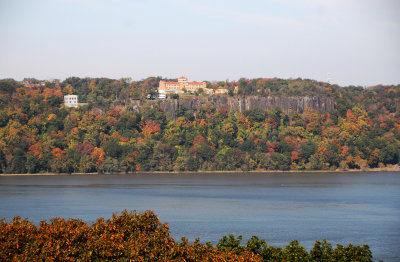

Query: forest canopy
[0,77,399,173]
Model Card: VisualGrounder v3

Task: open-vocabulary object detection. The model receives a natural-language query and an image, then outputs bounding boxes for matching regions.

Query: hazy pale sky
[0,0,399,86]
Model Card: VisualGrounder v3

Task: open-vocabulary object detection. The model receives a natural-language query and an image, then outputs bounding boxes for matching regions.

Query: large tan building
[159,76,208,94]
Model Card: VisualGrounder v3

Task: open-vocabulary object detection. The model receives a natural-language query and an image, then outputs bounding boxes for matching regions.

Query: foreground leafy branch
[1,210,375,261]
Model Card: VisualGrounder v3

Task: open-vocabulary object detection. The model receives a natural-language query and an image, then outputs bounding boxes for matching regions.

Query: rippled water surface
[1,172,399,261]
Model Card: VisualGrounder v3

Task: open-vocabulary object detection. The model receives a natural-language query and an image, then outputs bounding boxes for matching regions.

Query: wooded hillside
[0,77,399,173]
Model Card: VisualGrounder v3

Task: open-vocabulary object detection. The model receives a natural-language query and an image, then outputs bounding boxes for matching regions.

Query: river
[1,172,399,261]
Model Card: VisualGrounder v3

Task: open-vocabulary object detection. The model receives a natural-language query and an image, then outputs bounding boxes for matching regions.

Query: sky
[0,0,399,86]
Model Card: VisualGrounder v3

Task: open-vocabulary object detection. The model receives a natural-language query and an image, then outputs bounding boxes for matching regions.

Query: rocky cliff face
[128,96,335,119]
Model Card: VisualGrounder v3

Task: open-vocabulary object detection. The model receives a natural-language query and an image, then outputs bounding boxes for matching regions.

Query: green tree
[300,140,317,161]
[216,234,245,255]
[282,240,309,261]
[270,153,290,170]
[310,239,333,261]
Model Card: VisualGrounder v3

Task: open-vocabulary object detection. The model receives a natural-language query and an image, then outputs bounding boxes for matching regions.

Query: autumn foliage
[0,77,399,173]
[0,210,373,262]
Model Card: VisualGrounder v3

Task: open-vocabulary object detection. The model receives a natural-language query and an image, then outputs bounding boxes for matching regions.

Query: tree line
[0,210,375,261]
[0,77,399,173]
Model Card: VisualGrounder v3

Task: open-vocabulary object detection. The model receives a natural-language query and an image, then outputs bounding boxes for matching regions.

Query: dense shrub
[0,210,374,261]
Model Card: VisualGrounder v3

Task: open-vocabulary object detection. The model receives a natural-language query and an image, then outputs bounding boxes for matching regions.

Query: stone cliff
[128,96,335,120]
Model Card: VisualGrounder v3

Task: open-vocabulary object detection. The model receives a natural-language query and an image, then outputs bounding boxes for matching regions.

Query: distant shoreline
[1,166,399,176]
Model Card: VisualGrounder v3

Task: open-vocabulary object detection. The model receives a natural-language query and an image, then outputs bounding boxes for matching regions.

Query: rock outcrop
[128,95,335,120]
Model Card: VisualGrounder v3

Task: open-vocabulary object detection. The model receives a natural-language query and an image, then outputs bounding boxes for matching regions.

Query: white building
[64,95,78,108]
[158,90,166,99]
[146,90,167,100]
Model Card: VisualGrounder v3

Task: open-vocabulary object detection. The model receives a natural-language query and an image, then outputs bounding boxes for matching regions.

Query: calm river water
[1,172,399,261]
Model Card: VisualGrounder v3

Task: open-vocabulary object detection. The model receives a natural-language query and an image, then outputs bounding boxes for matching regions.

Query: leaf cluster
[0,211,374,261]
